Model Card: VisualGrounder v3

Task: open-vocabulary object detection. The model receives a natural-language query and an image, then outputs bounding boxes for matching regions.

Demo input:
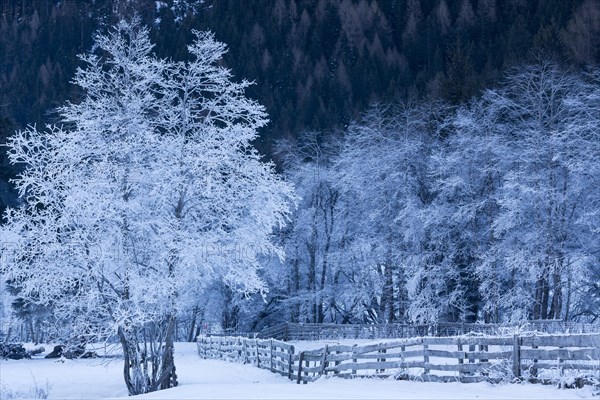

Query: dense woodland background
[2,0,600,177]
[1,0,600,336]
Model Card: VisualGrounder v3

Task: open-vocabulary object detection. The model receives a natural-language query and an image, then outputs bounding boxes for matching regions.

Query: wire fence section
[2,319,596,344]
[255,321,599,341]
[197,333,600,385]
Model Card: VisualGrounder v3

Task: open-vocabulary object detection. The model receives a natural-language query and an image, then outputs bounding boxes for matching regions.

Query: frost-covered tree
[420,63,600,323]
[561,67,600,321]
[273,131,341,324]
[336,102,438,323]
[475,61,599,321]
[1,20,293,395]
[426,99,506,322]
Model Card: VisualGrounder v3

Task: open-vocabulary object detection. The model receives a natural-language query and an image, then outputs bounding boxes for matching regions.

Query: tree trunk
[380,261,395,323]
[292,252,300,322]
[187,306,198,342]
[533,275,543,320]
[540,274,549,320]
[118,317,178,396]
[28,319,35,344]
[156,316,178,391]
[118,326,148,396]
[307,240,317,323]
[549,269,562,320]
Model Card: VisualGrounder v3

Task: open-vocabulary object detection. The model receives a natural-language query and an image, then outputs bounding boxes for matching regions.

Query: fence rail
[198,333,600,385]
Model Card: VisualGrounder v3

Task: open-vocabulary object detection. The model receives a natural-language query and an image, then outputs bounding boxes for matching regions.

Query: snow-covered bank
[128,360,596,400]
[1,342,596,399]
[0,355,126,399]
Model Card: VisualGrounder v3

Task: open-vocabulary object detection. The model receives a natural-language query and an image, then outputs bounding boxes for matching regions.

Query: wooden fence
[255,321,599,341]
[198,336,296,379]
[198,333,600,385]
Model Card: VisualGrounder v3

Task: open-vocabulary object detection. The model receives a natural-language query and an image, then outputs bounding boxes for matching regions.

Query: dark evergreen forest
[3,1,599,133]
[2,2,598,209]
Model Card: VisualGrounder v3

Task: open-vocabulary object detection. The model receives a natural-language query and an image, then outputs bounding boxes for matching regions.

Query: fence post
[558,345,564,377]
[242,339,248,364]
[256,341,261,368]
[288,345,295,380]
[457,340,464,380]
[270,339,274,372]
[304,352,310,383]
[479,342,489,377]
[297,351,304,384]
[512,334,521,379]
[531,337,538,379]
[479,343,488,364]
[352,345,357,375]
[468,344,475,363]
[319,345,328,378]
[377,348,387,373]
[423,342,430,375]
[334,349,341,375]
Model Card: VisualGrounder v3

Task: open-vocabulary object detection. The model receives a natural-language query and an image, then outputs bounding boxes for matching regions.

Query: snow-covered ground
[0,342,595,399]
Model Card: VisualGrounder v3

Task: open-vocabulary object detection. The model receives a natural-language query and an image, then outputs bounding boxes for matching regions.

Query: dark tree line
[2,0,599,146]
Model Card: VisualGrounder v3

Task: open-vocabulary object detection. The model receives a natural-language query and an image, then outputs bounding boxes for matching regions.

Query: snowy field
[0,342,596,399]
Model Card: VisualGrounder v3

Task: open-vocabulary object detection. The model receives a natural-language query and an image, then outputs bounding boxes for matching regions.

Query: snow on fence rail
[197,333,600,385]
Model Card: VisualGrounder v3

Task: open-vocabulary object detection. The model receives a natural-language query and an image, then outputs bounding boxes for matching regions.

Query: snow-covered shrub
[0,343,30,360]
[482,358,521,384]
[0,382,49,400]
